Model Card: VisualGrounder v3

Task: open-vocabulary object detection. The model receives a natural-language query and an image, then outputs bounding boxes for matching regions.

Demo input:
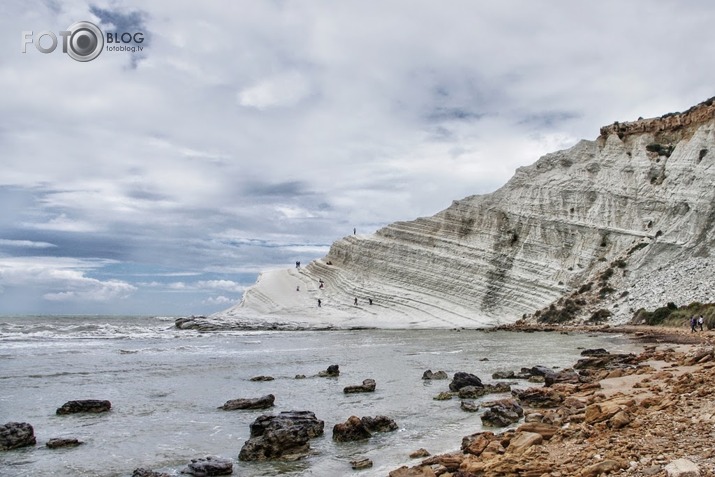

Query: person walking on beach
[691,315,697,333]
[318,298,322,308]
[699,315,704,331]
[354,297,358,306]
[368,298,373,305]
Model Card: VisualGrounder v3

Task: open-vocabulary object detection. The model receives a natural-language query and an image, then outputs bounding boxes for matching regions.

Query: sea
[0,315,643,477]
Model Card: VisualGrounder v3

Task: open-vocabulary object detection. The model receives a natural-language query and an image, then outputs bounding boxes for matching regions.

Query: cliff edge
[211,97,715,329]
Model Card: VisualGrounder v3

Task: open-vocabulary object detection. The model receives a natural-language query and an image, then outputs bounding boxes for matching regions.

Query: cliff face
[217,98,715,328]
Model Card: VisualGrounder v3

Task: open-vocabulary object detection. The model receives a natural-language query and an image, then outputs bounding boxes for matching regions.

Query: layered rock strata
[216,97,715,328]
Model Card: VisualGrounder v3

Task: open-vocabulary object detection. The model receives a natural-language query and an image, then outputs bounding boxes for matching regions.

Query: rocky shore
[390,325,715,477]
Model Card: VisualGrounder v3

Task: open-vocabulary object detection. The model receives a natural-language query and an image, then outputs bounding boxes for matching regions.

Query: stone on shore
[480,399,524,427]
[238,411,324,461]
[410,448,430,458]
[460,400,479,412]
[56,400,111,415]
[511,387,563,408]
[343,379,376,393]
[180,455,233,476]
[664,458,700,477]
[219,394,275,410]
[46,437,83,449]
[0,422,36,450]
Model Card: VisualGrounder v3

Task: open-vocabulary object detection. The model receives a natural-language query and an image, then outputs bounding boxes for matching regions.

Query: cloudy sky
[1,1,713,316]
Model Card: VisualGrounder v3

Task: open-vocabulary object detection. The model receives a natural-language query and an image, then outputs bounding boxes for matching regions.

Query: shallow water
[0,316,642,476]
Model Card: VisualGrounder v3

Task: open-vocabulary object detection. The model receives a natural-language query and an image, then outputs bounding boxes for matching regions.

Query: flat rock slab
[132,469,171,477]
[181,455,233,476]
[56,400,111,415]
[46,437,83,449]
[219,394,275,410]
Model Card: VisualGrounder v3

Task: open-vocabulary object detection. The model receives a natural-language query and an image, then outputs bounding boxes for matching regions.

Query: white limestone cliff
[212,98,715,329]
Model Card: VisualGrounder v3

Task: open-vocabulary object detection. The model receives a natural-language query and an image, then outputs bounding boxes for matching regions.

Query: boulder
[389,466,437,477]
[505,431,543,455]
[422,370,448,380]
[0,422,36,450]
[410,448,430,458]
[481,399,524,427]
[46,437,83,448]
[664,458,700,477]
[361,415,398,432]
[458,385,487,399]
[343,379,376,393]
[511,387,563,408]
[544,368,581,386]
[351,458,373,469]
[318,364,340,377]
[433,392,453,400]
[581,459,627,477]
[249,375,274,382]
[449,372,483,391]
[580,348,609,356]
[56,400,111,415]
[574,353,638,370]
[462,432,497,456]
[515,422,559,440]
[460,400,479,412]
[219,394,275,410]
[132,469,171,477]
[180,456,233,476]
[333,416,372,442]
[239,411,324,461]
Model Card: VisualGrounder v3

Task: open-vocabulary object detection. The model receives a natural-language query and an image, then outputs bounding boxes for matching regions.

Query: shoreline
[389,324,715,477]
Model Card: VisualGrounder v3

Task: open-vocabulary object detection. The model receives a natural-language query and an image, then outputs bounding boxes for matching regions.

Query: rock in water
[0,422,36,450]
[332,416,372,442]
[46,437,83,448]
[181,456,233,476]
[132,469,171,477]
[239,411,324,461]
[449,372,483,391]
[219,394,275,410]
[422,370,448,380]
[56,400,111,415]
[343,379,376,393]
[318,364,340,377]
[361,415,398,432]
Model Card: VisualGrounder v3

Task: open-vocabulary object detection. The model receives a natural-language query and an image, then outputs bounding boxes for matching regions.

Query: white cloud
[0,239,56,249]
[0,257,136,302]
[237,71,313,110]
[203,295,235,305]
